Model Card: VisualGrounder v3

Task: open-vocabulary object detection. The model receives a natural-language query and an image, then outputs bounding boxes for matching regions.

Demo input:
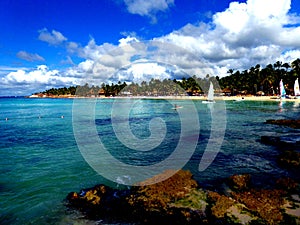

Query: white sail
[202,81,215,104]
[279,79,286,98]
[207,82,214,101]
[294,78,300,96]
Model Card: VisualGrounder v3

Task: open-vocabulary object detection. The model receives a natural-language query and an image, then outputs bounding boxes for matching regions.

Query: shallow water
[0,97,299,224]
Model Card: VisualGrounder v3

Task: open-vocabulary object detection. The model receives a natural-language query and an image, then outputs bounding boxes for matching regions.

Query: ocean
[0,97,299,224]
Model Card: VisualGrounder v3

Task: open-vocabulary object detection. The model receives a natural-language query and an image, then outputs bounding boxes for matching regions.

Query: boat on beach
[202,81,215,104]
[279,79,287,99]
[294,78,300,99]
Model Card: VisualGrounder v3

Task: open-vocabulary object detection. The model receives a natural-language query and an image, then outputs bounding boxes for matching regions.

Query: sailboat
[279,79,286,99]
[202,82,215,104]
[294,78,300,98]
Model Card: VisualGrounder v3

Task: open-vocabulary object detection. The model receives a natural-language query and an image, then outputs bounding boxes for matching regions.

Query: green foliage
[219,58,300,95]
[38,86,77,96]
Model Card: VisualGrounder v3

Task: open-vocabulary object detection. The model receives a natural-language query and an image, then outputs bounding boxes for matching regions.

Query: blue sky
[1,0,300,96]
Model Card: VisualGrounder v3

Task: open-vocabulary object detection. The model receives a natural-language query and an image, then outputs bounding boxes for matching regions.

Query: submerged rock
[276,177,299,192]
[265,119,300,129]
[278,150,300,168]
[261,135,300,147]
[261,135,281,145]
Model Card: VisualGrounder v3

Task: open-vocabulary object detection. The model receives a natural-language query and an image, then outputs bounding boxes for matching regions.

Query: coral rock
[228,174,251,191]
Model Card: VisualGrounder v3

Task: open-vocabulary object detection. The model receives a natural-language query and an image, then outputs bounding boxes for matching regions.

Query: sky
[1,0,300,96]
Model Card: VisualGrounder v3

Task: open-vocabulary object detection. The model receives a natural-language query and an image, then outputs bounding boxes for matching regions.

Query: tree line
[36,58,300,97]
[218,58,300,95]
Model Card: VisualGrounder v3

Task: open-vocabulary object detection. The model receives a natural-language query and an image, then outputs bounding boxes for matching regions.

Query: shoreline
[27,94,300,102]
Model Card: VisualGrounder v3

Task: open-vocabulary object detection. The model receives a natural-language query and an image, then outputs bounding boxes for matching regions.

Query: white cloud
[0,65,79,96]
[118,36,139,46]
[276,49,300,63]
[4,65,59,84]
[124,0,174,22]
[276,27,300,46]
[247,0,291,21]
[68,38,115,61]
[116,62,171,83]
[17,51,45,62]
[213,2,249,34]
[62,39,206,85]
[38,28,67,45]
[157,0,300,74]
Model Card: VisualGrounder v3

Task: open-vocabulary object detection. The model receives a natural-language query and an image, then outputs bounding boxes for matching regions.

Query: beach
[29,93,300,102]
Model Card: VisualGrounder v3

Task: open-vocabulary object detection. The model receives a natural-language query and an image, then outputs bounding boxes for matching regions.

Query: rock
[66,184,131,221]
[261,135,300,147]
[207,191,255,224]
[208,192,234,218]
[265,119,300,129]
[66,170,205,224]
[276,177,299,192]
[261,135,281,145]
[126,170,203,224]
[277,150,300,168]
[66,170,300,224]
[231,189,286,224]
[228,174,251,191]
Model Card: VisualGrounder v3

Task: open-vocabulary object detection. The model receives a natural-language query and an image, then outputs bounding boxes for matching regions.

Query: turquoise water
[0,97,299,224]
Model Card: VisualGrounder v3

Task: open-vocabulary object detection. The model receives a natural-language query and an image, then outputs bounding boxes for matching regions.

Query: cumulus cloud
[124,0,174,22]
[115,62,171,83]
[0,65,79,96]
[63,39,206,86]
[119,36,140,46]
[157,0,300,76]
[17,51,45,62]
[67,39,115,61]
[38,28,67,45]
[2,65,72,85]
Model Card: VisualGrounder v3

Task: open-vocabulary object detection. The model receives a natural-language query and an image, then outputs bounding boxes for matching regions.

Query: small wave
[230,154,279,173]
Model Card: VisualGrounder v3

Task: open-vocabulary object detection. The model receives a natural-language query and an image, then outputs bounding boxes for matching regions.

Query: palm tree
[291,58,300,76]
[274,61,282,71]
[227,69,234,76]
[282,62,290,72]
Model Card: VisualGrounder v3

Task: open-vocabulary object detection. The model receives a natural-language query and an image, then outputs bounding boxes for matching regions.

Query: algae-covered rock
[67,170,204,224]
[66,184,131,221]
[66,170,300,224]
[231,189,286,224]
[207,191,255,224]
[127,170,198,212]
[126,170,203,224]
[208,191,235,218]
[228,174,251,191]
[169,189,208,223]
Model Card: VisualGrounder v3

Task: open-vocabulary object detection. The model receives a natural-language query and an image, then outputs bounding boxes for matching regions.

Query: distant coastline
[27,93,300,102]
